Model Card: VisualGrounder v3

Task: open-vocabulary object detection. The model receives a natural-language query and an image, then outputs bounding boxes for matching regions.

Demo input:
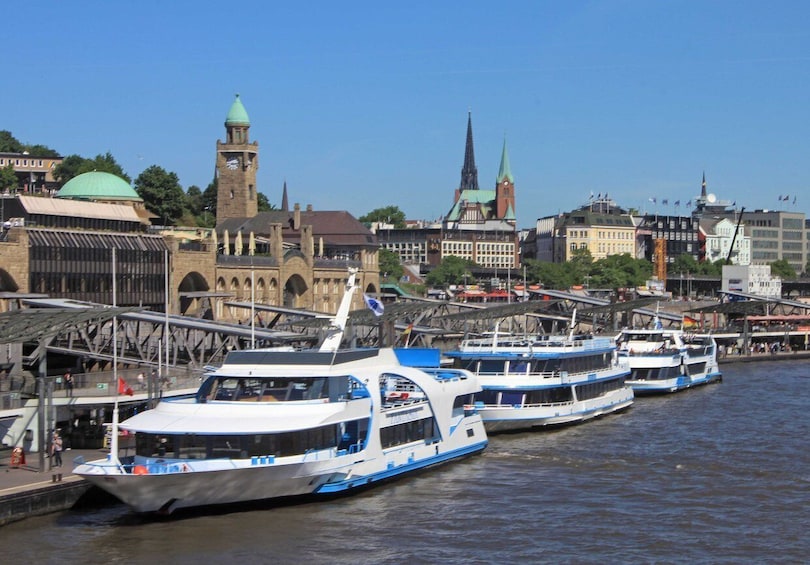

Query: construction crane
[726,207,745,264]
[653,237,667,281]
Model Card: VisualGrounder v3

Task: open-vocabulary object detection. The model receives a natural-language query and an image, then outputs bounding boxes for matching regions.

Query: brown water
[2,360,809,564]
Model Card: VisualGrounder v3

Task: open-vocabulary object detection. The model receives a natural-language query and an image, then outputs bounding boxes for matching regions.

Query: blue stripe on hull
[630,371,723,394]
[314,441,488,494]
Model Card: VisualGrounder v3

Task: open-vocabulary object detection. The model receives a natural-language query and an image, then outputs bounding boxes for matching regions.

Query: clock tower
[216,94,259,223]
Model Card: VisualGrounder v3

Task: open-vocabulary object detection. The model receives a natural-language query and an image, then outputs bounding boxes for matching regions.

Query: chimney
[270,223,284,259]
[306,204,313,212]
[293,203,301,230]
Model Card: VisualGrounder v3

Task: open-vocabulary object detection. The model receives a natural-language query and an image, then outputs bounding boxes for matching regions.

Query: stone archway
[0,269,20,293]
[283,274,308,308]
[178,271,210,316]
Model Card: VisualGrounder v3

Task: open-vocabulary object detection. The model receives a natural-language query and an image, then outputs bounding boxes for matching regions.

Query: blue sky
[6,1,810,228]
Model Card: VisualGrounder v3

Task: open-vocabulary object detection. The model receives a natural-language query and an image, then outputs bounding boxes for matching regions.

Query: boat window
[132,418,369,461]
[575,376,627,400]
[202,375,349,402]
[380,417,437,448]
[478,360,506,374]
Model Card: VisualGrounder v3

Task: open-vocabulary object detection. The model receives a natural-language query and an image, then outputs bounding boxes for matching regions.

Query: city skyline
[6,1,810,228]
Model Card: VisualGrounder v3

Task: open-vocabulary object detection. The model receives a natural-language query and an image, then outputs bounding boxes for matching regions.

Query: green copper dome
[225,94,250,126]
[57,171,141,201]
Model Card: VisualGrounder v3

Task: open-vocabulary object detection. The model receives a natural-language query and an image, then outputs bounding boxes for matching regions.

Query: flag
[683,315,698,329]
[732,201,736,206]
[654,317,663,330]
[363,293,384,317]
[649,197,656,204]
[597,192,602,199]
[589,191,594,200]
[118,377,133,396]
[402,323,413,335]
[686,200,692,208]
[793,196,797,204]
[674,200,680,207]
[662,199,669,205]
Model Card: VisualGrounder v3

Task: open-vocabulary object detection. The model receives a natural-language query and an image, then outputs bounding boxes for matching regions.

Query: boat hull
[628,370,723,394]
[478,387,634,433]
[76,438,487,513]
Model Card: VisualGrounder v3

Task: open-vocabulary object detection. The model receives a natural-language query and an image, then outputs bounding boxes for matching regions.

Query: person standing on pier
[51,431,63,467]
[64,371,74,397]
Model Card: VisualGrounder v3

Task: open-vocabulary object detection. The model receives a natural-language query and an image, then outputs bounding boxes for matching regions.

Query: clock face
[226,157,239,170]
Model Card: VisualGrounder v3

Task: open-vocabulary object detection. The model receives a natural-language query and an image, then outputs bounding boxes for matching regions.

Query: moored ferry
[615,326,722,394]
[444,328,633,433]
[73,269,487,514]
[74,347,487,514]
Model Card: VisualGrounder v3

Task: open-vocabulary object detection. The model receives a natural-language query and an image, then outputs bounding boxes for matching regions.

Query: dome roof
[57,171,142,201]
[225,94,250,126]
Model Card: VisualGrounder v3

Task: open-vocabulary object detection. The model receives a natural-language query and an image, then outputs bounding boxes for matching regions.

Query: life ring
[133,465,149,475]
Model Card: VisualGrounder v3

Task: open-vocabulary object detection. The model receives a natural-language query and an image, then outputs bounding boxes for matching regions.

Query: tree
[770,259,796,280]
[524,259,577,290]
[671,253,699,276]
[426,256,477,287]
[0,131,23,153]
[590,253,652,289]
[52,155,86,185]
[359,206,406,228]
[135,165,186,226]
[257,192,276,212]
[378,249,404,282]
[52,152,130,186]
[0,164,18,192]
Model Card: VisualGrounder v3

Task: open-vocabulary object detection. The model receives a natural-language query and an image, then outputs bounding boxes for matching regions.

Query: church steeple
[459,111,479,191]
[495,136,516,222]
[496,137,513,184]
[701,171,707,198]
[281,180,289,212]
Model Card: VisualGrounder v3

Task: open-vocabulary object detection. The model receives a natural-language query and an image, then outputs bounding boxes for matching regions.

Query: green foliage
[135,165,186,226]
[0,131,23,153]
[0,131,58,156]
[426,256,477,287]
[670,253,699,275]
[0,164,18,192]
[524,259,577,290]
[590,253,652,289]
[52,152,130,185]
[770,259,797,280]
[378,249,404,282]
[359,205,406,228]
[257,192,275,212]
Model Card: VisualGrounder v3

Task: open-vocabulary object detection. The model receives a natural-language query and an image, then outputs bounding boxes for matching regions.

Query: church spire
[496,136,514,184]
[701,171,707,198]
[281,180,289,212]
[459,111,479,190]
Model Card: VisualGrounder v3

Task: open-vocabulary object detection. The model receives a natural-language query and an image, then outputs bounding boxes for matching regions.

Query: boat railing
[460,336,613,353]
[477,369,597,384]
[468,399,574,410]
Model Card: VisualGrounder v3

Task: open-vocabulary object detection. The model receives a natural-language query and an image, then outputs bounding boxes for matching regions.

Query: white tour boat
[615,325,722,394]
[74,271,487,514]
[444,318,633,433]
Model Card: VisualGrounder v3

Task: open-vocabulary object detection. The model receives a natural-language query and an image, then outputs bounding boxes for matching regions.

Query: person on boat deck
[157,437,167,457]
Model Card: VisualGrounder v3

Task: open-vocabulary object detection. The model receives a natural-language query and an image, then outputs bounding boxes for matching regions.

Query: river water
[2,360,809,564]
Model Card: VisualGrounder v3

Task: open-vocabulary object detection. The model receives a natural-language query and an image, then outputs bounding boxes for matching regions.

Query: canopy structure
[435,300,563,322]
[0,307,140,344]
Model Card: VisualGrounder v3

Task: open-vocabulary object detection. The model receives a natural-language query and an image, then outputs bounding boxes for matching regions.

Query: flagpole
[251,269,256,349]
[163,250,169,393]
[109,248,121,468]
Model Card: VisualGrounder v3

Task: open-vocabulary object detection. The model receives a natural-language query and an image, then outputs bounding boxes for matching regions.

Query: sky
[6,1,810,229]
